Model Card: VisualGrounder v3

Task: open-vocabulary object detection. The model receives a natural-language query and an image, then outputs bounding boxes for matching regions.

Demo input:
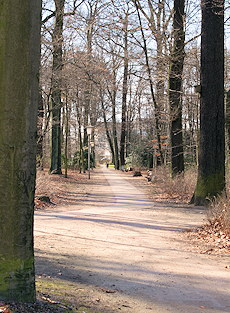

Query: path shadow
[35,249,230,313]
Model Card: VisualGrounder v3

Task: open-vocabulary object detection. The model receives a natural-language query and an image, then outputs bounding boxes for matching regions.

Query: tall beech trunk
[191,0,225,205]
[0,0,41,302]
[64,91,68,178]
[226,90,230,160]
[100,90,115,162]
[76,92,85,173]
[120,15,128,168]
[112,96,119,169]
[37,90,44,169]
[50,0,64,174]
[135,2,164,165]
[108,62,119,169]
[168,0,185,177]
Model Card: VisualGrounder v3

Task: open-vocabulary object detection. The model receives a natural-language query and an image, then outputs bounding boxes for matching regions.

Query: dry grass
[121,165,197,204]
[204,169,230,237]
[163,166,197,202]
[207,194,230,237]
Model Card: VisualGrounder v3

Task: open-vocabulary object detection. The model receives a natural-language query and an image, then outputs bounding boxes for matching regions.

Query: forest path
[34,167,230,313]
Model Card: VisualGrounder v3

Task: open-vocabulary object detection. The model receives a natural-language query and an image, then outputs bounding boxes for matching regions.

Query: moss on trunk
[191,171,225,206]
[0,258,35,302]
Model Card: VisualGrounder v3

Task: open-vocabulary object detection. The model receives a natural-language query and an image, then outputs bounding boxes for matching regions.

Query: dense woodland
[0,0,229,304]
[40,0,201,172]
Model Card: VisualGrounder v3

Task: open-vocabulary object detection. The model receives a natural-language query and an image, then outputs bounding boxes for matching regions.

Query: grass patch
[34,276,118,313]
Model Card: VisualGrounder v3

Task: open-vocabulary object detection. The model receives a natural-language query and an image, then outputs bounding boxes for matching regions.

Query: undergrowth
[151,165,229,237]
[148,165,197,203]
[208,194,230,236]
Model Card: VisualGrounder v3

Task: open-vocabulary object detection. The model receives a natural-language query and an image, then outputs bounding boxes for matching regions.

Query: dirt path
[34,167,230,313]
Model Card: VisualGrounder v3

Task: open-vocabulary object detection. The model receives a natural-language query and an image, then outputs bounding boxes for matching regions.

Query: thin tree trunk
[50,0,65,174]
[37,90,44,169]
[191,0,225,205]
[0,0,41,301]
[76,92,85,173]
[226,90,230,159]
[120,15,128,169]
[168,0,185,178]
[100,90,115,162]
[112,101,119,169]
[108,64,119,169]
[64,90,68,178]
[135,2,164,165]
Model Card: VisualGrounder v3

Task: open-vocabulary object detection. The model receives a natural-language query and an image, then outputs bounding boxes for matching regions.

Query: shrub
[125,152,143,170]
[72,150,95,169]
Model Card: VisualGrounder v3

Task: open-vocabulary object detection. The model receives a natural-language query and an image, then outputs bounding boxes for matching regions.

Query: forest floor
[2,166,230,313]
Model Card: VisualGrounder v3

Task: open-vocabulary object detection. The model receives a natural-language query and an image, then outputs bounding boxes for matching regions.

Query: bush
[125,152,143,170]
[72,150,94,169]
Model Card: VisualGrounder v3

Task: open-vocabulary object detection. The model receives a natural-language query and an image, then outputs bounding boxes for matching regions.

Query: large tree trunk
[50,0,64,174]
[168,0,185,177]
[191,0,225,205]
[0,0,41,302]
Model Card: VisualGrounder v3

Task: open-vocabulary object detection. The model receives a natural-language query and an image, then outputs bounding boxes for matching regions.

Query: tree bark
[64,90,68,178]
[120,15,128,169]
[100,90,115,162]
[135,2,164,165]
[226,90,230,157]
[76,92,85,173]
[168,0,185,177]
[108,63,119,169]
[37,90,44,169]
[191,0,225,205]
[50,0,65,174]
[0,0,41,302]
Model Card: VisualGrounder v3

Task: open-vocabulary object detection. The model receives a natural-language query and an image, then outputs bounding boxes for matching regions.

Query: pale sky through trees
[40,0,230,166]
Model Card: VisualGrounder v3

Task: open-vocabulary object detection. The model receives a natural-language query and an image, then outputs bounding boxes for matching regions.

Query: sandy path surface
[34,167,230,313]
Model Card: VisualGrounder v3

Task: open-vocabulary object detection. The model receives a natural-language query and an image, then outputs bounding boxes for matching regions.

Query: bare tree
[49,0,65,174]
[168,0,185,177]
